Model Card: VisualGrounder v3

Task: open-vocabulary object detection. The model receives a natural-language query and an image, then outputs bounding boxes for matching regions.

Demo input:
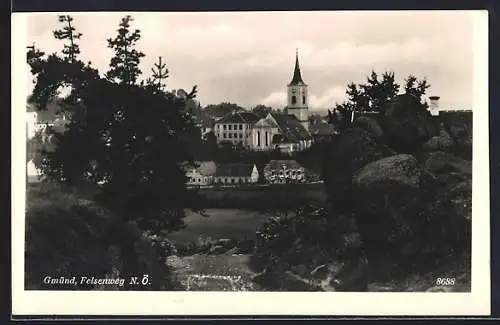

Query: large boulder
[351,154,465,273]
[422,151,472,176]
[422,127,455,152]
[380,94,437,153]
[323,128,393,213]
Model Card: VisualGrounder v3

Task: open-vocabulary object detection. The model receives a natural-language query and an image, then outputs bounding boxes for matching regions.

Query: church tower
[286,49,309,130]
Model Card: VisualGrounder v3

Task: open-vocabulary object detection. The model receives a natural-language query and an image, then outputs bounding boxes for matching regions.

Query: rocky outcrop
[323,128,393,213]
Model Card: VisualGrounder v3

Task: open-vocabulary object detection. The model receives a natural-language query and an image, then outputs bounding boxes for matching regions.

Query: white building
[213,163,259,185]
[185,161,217,186]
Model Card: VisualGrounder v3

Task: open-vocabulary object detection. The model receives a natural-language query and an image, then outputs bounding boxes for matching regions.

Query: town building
[213,111,260,147]
[212,51,313,153]
[185,161,217,186]
[285,50,310,131]
[263,160,306,184]
[213,163,259,185]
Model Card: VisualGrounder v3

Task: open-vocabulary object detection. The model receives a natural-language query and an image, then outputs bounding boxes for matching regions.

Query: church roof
[288,51,306,86]
[270,113,312,143]
[216,111,260,124]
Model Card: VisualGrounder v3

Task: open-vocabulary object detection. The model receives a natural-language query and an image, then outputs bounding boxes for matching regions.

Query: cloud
[261,91,287,108]
[309,86,347,108]
[23,11,476,110]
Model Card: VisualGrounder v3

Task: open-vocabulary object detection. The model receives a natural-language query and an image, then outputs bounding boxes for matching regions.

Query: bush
[250,206,360,274]
[25,182,123,290]
[25,182,183,290]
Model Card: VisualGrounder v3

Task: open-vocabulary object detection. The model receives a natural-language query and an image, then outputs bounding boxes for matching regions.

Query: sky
[24,11,477,112]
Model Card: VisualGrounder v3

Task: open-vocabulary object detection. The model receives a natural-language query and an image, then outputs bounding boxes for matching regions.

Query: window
[223,133,227,138]
[228,125,232,130]
[257,131,261,147]
[223,125,227,130]
[265,131,268,146]
[291,96,297,105]
[239,133,243,139]
[302,96,306,104]
[229,133,232,138]
[233,133,237,138]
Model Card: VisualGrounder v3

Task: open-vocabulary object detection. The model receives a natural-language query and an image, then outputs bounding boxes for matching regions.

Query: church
[214,50,313,153]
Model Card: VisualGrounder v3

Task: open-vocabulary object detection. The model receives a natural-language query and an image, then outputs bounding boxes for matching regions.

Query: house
[185,161,217,186]
[213,163,259,185]
[263,160,306,184]
[213,111,260,147]
[26,100,70,139]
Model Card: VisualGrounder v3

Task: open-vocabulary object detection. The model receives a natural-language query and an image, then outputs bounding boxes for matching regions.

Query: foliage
[251,104,273,117]
[27,14,201,288]
[25,182,123,290]
[203,102,245,119]
[105,15,145,86]
[52,15,82,62]
[250,206,360,273]
[327,71,430,130]
[25,182,182,290]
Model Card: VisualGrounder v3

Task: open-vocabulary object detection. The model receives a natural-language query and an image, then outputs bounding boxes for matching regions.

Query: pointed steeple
[289,49,306,86]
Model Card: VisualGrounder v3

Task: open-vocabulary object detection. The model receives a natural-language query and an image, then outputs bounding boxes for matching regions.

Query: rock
[446,180,472,221]
[208,245,227,254]
[381,94,436,152]
[353,154,433,189]
[353,116,384,138]
[323,128,393,213]
[422,128,455,152]
[352,154,448,266]
[423,151,472,175]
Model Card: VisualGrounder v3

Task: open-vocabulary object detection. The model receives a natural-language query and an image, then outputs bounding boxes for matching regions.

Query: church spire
[289,49,306,86]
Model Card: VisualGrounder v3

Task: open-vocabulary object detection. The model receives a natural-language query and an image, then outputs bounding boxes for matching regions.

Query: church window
[291,96,297,105]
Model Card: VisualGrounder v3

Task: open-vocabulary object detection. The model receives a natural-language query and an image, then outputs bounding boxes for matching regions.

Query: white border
[11,11,490,316]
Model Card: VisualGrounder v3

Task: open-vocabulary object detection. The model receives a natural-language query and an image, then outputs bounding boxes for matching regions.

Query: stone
[423,151,471,176]
[323,128,393,213]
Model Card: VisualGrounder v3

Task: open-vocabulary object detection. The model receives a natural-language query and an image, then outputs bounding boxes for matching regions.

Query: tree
[252,104,273,118]
[327,71,430,129]
[28,15,200,289]
[105,15,145,86]
[149,56,169,91]
[203,102,245,119]
[53,15,82,62]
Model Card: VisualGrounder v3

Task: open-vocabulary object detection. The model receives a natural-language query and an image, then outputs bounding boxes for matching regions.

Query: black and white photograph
[12,10,490,316]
